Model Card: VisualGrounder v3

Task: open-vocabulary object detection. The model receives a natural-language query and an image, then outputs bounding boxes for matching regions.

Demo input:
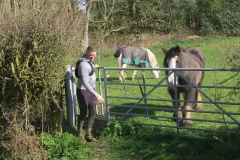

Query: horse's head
[151,63,160,79]
[162,45,182,84]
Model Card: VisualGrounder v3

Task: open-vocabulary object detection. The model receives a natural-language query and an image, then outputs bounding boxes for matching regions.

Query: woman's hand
[96,94,104,104]
[95,64,100,69]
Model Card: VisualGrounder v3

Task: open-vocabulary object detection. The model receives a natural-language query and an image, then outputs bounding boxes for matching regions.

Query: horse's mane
[184,47,204,68]
[146,49,158,68]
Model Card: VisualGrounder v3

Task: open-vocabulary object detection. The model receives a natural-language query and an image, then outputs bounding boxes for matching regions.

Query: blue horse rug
[114,46,149,67]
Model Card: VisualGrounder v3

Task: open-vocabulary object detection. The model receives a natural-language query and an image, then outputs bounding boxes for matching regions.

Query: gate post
[65,65,78,126]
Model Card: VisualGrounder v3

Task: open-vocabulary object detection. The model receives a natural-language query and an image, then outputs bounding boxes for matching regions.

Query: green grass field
[92,37,240,138]
[73,37,240,160]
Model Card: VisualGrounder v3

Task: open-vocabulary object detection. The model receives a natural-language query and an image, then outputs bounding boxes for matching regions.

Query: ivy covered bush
[0,4,84,159]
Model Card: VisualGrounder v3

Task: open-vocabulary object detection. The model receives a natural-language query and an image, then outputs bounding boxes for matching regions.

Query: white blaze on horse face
[168,56,179,84]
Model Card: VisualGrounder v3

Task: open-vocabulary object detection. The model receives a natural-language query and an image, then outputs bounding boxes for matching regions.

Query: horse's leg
[141,70,145,77]
[119,71,123,83]
[194,90,202,110]
[131,69,137,81]
[194,73,203,110]
[119,64,127,83]
[182,89,196,127]
[168,88,182,123]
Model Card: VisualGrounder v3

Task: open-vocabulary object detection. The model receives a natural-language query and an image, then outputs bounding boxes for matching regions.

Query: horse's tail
[117,53,123,67]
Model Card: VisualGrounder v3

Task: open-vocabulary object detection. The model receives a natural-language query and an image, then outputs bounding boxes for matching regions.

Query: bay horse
[161,45,205,127]
[114,46,160,83]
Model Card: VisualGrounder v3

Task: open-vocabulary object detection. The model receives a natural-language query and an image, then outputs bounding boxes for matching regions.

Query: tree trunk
[83,0,92,50]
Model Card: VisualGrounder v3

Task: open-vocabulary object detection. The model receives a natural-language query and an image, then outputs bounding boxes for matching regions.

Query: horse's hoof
[194,105,202,110]
[181,120,193,127]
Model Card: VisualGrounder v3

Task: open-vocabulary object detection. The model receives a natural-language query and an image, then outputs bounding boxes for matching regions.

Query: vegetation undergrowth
[41,132,94,160]
[90,122,240,160]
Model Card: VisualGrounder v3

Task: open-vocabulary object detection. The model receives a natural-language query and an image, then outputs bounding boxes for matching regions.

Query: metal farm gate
[65,66,240,139]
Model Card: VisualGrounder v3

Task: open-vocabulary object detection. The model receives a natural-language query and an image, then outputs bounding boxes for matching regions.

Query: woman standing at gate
[76,45,104,142]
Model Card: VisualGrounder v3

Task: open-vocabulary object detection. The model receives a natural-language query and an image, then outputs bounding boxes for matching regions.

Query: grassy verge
[89,123,240,160]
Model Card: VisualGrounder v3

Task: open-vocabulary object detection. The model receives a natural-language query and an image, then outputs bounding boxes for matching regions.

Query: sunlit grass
[92,37,240,139]
[80,37,240,160]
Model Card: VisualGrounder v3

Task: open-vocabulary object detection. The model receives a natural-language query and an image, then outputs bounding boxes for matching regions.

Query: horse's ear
[161,48,167,54]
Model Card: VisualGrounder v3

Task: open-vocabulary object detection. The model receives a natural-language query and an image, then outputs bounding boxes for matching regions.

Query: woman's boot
[85,104,96,142]
[77,120,86,142]
[85,127,96,142]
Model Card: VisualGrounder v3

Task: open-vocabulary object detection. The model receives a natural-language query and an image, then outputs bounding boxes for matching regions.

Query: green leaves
[41,132,94,160]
